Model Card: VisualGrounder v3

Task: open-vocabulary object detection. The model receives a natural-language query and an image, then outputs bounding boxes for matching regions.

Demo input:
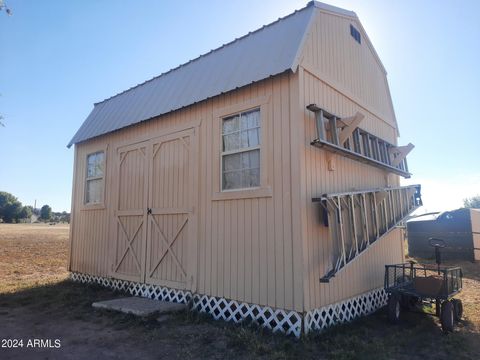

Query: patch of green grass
[168,304,477,360]
[225,323,272,355]
[170,306,215,325]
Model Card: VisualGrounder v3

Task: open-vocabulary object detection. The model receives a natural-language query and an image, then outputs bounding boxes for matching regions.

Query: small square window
[350,24,361,44]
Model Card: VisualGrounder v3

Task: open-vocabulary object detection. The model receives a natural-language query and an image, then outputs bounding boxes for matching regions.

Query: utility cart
[384,239,463,332]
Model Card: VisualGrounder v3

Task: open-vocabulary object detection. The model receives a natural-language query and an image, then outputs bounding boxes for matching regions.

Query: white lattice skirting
[304,288,388,333]
[70,272,387,337]
[69,272,192,304]
[192,294,303,337]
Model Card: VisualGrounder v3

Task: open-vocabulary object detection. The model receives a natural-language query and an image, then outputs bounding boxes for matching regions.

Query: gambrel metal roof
[68,2,356,147]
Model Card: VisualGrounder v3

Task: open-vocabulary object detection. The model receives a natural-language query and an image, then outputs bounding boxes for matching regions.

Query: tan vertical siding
[298,10,404,311]
[301,9,396,130]
[70,73,302,311]
[471,210,480,261]
[326,229,404,303]
[471,209,480,233]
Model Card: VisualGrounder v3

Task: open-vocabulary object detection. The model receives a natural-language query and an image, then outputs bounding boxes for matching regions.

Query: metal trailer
[384,239,463,333]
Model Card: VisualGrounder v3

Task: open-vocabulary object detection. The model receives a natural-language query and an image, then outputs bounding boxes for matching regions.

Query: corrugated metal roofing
[68,1,356,147]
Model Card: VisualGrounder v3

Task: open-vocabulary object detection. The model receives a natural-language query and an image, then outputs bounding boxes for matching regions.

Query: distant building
[407,208,480,261]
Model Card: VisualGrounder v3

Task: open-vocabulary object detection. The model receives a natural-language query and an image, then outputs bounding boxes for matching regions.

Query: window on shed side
[350,24,361,44]
[221,109,260,190]
[85,151,105,204]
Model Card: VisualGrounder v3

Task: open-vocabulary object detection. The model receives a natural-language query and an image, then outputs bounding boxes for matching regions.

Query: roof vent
[350,24,361,44]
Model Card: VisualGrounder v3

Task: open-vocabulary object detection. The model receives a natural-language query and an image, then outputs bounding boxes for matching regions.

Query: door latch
[147,208,152,215]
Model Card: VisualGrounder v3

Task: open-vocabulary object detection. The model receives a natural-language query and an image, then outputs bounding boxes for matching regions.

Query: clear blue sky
[0,0,479,212]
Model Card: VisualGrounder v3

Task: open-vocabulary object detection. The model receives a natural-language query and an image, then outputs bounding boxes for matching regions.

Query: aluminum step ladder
[312,185,422,283]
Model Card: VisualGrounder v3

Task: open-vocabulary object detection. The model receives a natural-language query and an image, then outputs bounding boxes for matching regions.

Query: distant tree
[61,211,70,224]
[0,1,12,15]
[463,195,480,209]
[48,211,70,223]
[0,191,22,223]
[3,202,22,223]
[18,205,33,221]
[40,205,52,220]
[0,191,16,209]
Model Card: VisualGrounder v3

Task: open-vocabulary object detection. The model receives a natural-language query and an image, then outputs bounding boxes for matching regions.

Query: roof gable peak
[309,1,357,18]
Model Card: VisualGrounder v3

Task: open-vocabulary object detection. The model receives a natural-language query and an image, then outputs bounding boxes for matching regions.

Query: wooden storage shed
[68,1,422,336]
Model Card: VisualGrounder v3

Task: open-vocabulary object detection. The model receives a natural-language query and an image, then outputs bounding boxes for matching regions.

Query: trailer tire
[452,299,463,321]
[400,294,418,310]
[388,294,401,324]
[441,301,454,333]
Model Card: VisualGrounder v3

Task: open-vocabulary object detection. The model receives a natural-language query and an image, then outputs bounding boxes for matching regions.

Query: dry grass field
[0,223,69,293]
[0,223,479,359]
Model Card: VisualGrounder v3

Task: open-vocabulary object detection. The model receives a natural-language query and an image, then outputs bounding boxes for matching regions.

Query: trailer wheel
[400,294,418,310]
[452,299,463,321]
[388,294,401,324]
[440,301,454,333]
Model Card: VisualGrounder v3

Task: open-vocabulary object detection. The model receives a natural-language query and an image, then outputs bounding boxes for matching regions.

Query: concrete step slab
[92,297,186,317]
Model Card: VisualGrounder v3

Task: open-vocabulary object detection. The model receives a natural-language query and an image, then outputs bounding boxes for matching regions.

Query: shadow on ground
[0,280,478,360]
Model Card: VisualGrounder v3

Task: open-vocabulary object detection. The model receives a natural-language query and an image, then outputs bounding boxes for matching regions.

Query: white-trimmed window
[221,108,260,190]
[85,151,105,204]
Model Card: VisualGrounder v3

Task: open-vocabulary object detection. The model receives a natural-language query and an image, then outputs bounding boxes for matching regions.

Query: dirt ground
[0,223,479,359]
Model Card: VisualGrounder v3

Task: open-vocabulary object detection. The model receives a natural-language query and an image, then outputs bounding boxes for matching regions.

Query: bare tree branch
[0,0,12,15]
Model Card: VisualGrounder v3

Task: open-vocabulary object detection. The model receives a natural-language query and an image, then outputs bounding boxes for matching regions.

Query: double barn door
[110,128,197,290]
